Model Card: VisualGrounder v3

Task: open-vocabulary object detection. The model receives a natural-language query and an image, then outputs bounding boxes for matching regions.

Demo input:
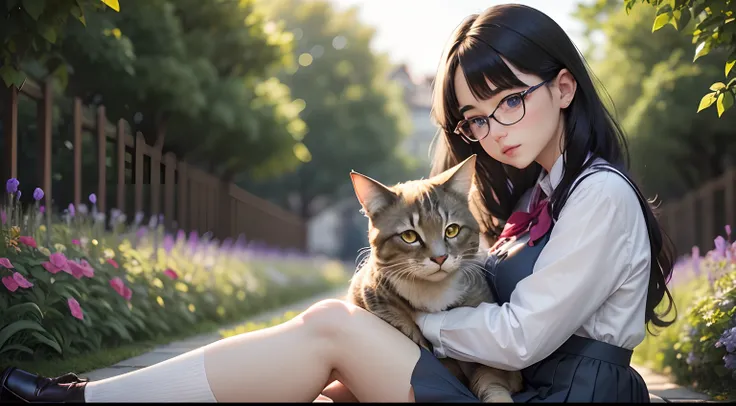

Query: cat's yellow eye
[400,230,418,244]
[445,224,460,239]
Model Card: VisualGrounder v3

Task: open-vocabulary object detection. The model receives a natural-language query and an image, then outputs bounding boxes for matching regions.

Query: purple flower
[6,178,19,194]
[134,211,144,225]
[89,193,97,204]
[176,229,186,243]
[16,190,21,200]
[136,227,147,240]
[33,188,44,201]
[39,205,45,214]
[686,351,698,365]
[714,236,727,260]
[68,203,75,217]
[716,327,736,353]
[725,353,736,370]
[727,225,732,240]
[163,234,175,254]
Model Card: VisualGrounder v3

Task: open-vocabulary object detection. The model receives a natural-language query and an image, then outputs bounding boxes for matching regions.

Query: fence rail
[659,168,736,257]
[2,79,306,251]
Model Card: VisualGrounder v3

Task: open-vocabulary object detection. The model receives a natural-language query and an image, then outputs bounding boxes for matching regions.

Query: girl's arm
[416,172,649,370]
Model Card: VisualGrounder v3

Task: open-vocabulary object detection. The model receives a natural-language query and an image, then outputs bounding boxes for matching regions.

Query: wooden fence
[659,168,736,257]
[1,79,306,251]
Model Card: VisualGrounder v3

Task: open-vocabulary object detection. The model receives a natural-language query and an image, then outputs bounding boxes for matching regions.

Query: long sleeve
[416,171,646,370]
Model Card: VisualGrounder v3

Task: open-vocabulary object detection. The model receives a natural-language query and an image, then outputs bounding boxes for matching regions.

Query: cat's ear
[350,171,397,216]
[433,154,477,196]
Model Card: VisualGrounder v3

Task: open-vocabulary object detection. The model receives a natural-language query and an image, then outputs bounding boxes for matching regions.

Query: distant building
[306,63,438,259]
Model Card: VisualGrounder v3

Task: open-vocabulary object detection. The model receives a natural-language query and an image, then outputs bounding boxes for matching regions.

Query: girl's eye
[469,117,488,128]
[502,95,523,109]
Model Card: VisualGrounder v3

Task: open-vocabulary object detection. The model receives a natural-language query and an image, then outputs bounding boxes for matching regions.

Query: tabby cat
[346,155,523,403]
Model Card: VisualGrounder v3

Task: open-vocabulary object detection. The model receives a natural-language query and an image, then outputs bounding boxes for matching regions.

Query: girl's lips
[502,145,521,155]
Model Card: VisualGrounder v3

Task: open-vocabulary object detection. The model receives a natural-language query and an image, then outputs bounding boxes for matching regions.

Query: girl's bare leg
[203,299,420,402]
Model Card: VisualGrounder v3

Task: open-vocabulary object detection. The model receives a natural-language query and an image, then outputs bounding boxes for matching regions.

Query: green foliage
[239,0,416,218]
[0,190,349,363]
[624,0,736,117]
[633,234,736,401]
[0,0,119,88]
[575,0,736,201]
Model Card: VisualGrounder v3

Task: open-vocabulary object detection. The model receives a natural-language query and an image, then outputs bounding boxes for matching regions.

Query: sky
[326,0,593,80]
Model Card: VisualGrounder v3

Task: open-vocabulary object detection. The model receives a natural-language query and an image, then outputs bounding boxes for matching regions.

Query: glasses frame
[453,79,551,143]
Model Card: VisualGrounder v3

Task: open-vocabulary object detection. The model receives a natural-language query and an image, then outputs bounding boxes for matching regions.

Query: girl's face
[453,59,576,172]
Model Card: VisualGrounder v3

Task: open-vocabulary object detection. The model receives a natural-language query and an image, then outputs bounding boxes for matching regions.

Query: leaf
[0,344,33,356]
[0,64,27,89]
[727,52,736,77]
[0,320,48,350]
[100,0,120,12]
[676,8,691,30]
[103,319,132,341]
[694,41,711,62]
[716,91,734,117]
[710,82,726,91]
[1,302,44,322]
[698,92,718,112]
[21,0,44,20]
[69,3,86,26]
[653,13,672,32]
[30,331,62,354]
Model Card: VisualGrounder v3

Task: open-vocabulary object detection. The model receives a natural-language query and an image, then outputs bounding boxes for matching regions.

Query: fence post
[134,132,144,215]
[73,98,83,209]
[164,153,176,231]
[116,120,126,212]
[37,80,52,215]
[150,147,161,216]
[96,106,107,213]
[177,161,188,231]
[3,85,19,183]
[725,170,735,230]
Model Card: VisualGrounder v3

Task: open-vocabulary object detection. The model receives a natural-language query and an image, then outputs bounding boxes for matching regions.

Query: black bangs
[456,35,528,102]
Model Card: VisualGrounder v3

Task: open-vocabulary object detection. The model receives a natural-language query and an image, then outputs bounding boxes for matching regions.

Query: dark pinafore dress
[410,165,651,403]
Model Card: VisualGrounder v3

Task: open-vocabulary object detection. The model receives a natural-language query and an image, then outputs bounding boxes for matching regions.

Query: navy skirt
[410,335,650,403]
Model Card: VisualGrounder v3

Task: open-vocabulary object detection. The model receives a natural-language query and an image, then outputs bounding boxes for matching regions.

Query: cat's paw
[508,372,524,393]
[479,390,514,403]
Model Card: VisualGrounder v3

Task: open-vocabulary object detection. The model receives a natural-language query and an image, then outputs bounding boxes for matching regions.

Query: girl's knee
[301,299,363,340]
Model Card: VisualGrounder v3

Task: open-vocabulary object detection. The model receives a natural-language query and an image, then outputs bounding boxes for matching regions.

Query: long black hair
[429,4,676,331]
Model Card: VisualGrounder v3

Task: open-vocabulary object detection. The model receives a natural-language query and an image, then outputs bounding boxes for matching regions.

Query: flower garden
[633,226,736,401]
[0,177,349,375]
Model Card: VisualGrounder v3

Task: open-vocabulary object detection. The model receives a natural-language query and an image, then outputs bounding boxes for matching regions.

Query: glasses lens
[494,95,525,125]
[460,116,490,141]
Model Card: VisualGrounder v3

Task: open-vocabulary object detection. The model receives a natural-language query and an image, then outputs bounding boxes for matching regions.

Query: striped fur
[347,156,522,402]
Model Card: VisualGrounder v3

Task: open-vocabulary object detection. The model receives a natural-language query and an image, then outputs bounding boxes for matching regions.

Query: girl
[0,4,675,403]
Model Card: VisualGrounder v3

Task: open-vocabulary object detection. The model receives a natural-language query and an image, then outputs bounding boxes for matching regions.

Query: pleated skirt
[410,334,650,403]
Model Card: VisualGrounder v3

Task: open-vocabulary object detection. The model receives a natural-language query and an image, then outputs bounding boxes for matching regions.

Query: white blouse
[415,154,652,371]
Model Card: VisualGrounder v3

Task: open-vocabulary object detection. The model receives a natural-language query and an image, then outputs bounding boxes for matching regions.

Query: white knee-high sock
[84,347,217,402]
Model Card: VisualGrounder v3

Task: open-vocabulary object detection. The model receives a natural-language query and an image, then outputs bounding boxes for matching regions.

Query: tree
[240,0,416,218]
[0,0,120,88]
[575,0,736,200]
[55,0,308,179]
[624,0,736,117]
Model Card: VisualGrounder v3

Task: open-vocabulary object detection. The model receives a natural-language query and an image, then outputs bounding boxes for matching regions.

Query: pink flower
[110,277,133,301]
[12,272,33,288]
[67,298,84,320]
[18,236,37,248]
[106,258,119,269]
[71,239,81,246]
[0,258,14,269]
[2,272,32,292]
[163,268,178,280]
[2,276,18,292]
[67,259,94,279]
[42,252,71,274]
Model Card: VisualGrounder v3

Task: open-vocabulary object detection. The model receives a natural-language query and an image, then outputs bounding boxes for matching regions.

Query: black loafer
[0,367,87,403]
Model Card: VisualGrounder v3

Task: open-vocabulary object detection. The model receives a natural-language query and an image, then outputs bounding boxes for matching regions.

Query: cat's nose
[430,255,448,265]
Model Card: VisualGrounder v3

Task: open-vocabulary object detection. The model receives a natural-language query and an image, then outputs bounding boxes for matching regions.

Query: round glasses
[453,79,550,143]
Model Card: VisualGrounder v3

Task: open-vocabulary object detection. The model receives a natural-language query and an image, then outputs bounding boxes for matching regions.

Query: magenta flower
[2,272,32,292]
[67,259,95,279]
[0,258,14,269]
[33,188,44,201]
[163,268,178,280]
[71,239,81,246]
[110,277,132,300]
[42,252,71,274]
[12,272,33,288]
[39,205,45,214]
[18,236,37,248]
[106,258,119,269]
[67,298,84,320]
